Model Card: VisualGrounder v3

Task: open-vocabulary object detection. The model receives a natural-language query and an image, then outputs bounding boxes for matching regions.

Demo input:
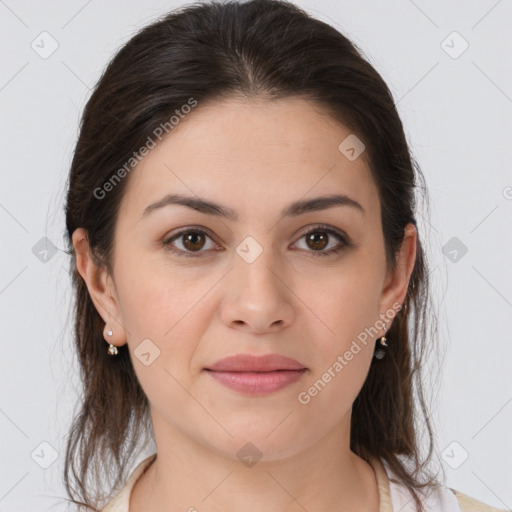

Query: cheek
[113,248,229,369]
[312,265,383,345]
[299,294,377,424]
[302,263,382,400]
[116,262,207,417]
[114,247,208,336]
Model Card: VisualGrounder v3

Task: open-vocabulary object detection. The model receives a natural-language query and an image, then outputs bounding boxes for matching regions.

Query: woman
[62,1,508,511]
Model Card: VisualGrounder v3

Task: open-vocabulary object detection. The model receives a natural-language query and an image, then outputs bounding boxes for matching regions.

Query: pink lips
[204,353,307,395]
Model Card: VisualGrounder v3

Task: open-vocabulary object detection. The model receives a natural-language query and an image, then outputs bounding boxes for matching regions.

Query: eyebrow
[140,193,365,221]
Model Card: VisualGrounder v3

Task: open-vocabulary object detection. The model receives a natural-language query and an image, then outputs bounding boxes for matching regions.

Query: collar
[373,457,461,512]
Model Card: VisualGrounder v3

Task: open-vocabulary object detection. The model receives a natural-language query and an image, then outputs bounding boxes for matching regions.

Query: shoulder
[452,489,511,512]
[101,453,157,512]
[372,456,510,512]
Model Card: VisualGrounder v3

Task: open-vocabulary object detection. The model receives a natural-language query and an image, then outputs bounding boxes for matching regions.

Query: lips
[204,353,306,372]
[203,354,307,395]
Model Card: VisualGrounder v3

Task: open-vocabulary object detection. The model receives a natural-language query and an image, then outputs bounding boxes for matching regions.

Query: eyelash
[162,224,350,259]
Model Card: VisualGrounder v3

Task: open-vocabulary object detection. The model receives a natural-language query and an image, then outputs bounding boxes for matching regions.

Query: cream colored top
[101,453,509,512]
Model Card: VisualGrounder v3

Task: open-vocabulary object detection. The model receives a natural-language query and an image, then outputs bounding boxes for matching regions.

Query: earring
[105,327,118,356]
[374,323,388,360]
[107,344,118,356]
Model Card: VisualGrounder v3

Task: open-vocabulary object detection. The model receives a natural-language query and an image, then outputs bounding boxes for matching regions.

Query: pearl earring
[374,323,388,360]
[106,327,118,356]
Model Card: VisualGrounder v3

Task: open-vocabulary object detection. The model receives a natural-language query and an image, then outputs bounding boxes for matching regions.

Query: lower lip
[204,369,307,395]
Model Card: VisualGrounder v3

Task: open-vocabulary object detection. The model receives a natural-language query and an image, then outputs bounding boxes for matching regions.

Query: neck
[130,412,380,512]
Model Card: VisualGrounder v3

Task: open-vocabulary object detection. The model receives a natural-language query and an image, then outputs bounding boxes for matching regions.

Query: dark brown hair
[63,0,440,510]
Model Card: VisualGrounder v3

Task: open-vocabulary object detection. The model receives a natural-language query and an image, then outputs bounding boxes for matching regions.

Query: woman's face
[81,96,415,461]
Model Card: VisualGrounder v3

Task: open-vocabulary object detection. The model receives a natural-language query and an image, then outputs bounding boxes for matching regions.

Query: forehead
[118,96,380,225]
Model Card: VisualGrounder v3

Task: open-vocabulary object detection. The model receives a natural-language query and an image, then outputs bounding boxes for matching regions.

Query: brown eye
[163,229,218,257]
[305,231,329,251]
[294,225,349,257]
[182,232,206,251]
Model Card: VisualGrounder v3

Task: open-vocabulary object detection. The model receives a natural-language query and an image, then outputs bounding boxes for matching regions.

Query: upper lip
[205,354,307,372]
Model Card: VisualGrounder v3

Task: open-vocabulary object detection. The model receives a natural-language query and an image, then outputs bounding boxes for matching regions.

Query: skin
[73,96,417,512]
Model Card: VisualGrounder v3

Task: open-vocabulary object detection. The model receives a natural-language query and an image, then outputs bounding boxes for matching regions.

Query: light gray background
[1,1,511,511]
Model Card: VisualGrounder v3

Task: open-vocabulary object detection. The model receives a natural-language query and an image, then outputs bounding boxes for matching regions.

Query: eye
[292,224,349,257]
[163,228,220,258]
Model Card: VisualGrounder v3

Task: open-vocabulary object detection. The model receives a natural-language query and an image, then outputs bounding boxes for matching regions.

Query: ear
[72,227,127,348]
[378,222,417,329]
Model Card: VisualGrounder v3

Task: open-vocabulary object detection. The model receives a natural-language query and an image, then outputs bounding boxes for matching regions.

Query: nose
[219,247,295,334]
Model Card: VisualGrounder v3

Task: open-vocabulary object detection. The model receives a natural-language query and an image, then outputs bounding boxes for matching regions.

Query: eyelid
[167,225,217,239]
[295,223,349,242]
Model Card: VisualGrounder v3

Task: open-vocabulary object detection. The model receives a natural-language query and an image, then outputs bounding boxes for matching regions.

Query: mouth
[203,368,307,395]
